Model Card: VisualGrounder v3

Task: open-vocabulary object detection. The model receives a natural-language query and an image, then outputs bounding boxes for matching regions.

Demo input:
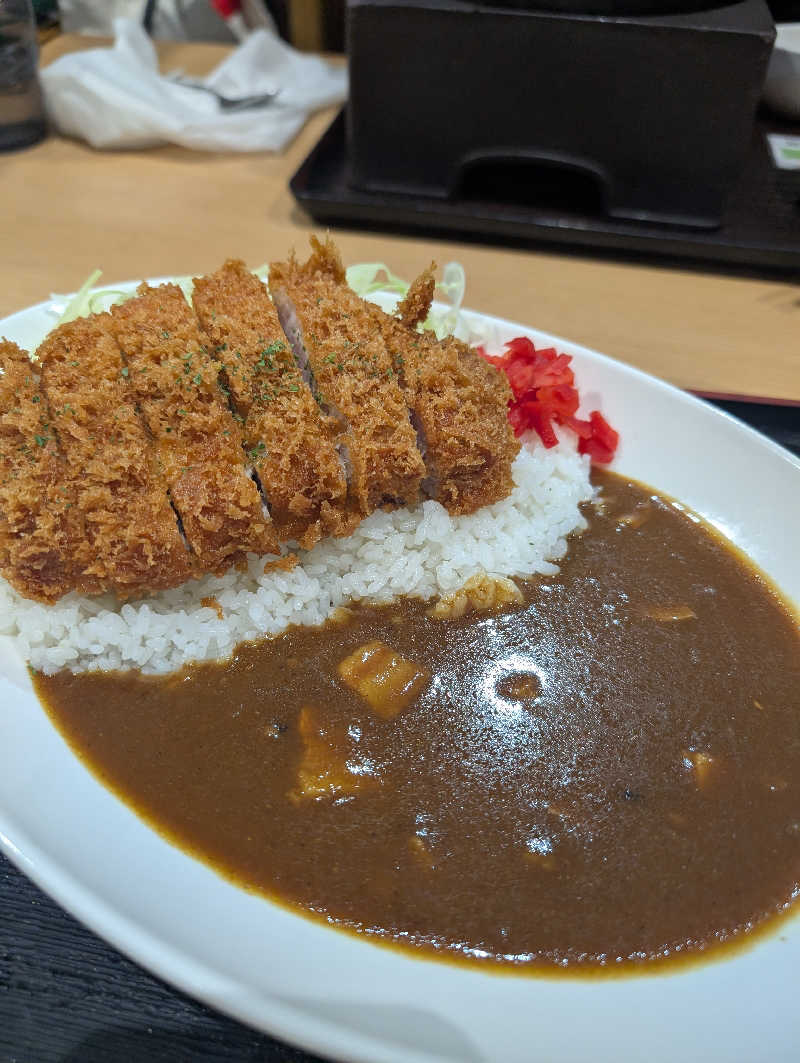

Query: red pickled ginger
[478,336,618,464]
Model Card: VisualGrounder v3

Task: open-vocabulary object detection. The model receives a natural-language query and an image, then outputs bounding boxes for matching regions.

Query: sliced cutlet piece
[269,247,425,516]
[281,237,519,515]
[109,283,278,571]
[192,260,353,547]
[386,327,519,514]
[396,270,519,511]
[37,318,195,597]
[0,340,88,602]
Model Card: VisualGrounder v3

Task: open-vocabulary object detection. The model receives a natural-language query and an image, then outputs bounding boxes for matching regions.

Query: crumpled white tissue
[40,17,347,152]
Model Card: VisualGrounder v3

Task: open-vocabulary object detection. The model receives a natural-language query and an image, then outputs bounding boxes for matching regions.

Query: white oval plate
[1,287,799,1063]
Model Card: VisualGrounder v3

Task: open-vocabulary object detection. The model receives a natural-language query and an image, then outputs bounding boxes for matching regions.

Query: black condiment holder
[345,0,777,229]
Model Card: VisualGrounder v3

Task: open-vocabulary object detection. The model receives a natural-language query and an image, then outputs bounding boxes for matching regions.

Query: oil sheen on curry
[34,470,800,973]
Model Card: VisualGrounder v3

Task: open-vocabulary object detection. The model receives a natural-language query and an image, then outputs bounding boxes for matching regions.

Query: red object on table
[211,0,242,15]
[209,0,248,40]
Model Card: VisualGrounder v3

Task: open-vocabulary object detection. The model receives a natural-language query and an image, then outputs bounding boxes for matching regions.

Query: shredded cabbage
[50,271,194,328]
[345,262,410,297]
[170,275,195,302]
[345,260,467,340]
[51,270,112,324]
[42,259,473,348]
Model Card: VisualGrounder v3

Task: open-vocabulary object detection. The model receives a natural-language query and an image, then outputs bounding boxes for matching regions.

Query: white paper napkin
[41,17,348,152]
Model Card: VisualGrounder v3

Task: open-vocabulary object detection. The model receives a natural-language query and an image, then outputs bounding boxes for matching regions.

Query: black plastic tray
[291,111,800,272]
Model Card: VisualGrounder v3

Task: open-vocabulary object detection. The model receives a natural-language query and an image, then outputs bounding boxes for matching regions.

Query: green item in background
[767,133,800,171]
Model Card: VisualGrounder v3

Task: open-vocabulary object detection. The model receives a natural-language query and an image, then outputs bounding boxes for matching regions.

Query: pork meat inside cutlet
[109,282,278,572]
[0,340,91,602]
[269,244,425,516]
[37,317,195,596]
[281,237,519,515]
[192,260,354,547]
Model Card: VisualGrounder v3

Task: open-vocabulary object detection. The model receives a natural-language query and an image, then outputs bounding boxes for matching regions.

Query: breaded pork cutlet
[192,260,354,547]
[37,317,195,596]
[392,279,519,513]
[110,283,278,572]
[269,246,426,516]
[283,238,519,515]
[0,340,89,602]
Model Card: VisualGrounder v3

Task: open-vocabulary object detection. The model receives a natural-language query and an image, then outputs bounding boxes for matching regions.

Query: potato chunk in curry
[682,748,717,788]
[337,640,430,719]
[290,706,377,802]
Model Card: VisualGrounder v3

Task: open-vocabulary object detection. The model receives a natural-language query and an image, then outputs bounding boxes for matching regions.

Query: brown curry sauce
[33,470,800,973]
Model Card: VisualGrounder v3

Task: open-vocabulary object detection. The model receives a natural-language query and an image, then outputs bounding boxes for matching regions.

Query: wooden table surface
[1,34,798,404]
[2,31,800,1063]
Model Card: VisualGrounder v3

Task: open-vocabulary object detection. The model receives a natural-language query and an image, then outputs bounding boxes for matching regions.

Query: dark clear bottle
[0,0,46,152]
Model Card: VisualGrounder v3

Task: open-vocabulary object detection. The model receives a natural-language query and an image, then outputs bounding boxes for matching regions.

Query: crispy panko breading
[396,333,519,513]
[274,237,519,515]
[37,318,195,595]
[269,242,426,515]
[395,265,436,330]
[1,244,519,605]
[0,341,89,602]
[192,260,354,547]
[110,282,278,571]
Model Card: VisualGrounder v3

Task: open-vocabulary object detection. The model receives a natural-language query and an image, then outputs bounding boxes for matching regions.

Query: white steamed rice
[0,434,593,675]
